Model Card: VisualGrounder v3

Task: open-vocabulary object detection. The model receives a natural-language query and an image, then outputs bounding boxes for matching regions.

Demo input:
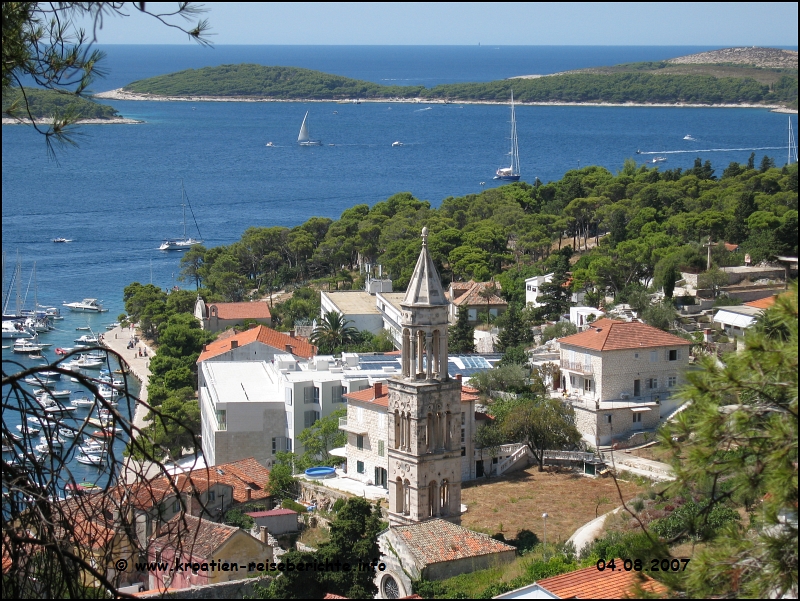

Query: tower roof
[402,227,447,307]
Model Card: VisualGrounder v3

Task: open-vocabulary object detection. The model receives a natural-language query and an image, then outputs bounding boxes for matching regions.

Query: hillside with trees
[3,87,120,120]
[178,155,797,335]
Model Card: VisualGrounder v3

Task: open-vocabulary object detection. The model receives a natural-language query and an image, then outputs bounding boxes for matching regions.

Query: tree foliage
[656,285,798,598]
[449,305,476,353]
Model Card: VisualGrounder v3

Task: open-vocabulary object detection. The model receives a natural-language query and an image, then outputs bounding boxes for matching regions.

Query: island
[98,47,797,110]
[1,88,140,125]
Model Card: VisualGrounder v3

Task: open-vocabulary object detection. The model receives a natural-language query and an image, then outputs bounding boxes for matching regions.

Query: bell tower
[387,228,462,525]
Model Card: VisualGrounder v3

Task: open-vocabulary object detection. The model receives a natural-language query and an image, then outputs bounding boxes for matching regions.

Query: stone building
[446,280,507,324]
[197,324,316,363]
[557,318,692,447]
[194,297,272,333]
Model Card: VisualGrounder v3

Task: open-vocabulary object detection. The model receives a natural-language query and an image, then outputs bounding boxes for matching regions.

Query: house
[376,519,516,598]
[524,273,554,307]
[245,508,299,536]
[712,305,763,337]
[148,514,272,592]
[557,319,692,447]
[495,559,668,598]
[446,280,507,324]
[194,297,272,333]
[340,379,481,490]
[321,291,386,335]
[568,307,605,330]
[197,324,316,363]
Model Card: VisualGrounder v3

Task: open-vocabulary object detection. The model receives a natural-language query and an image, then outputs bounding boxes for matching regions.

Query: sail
[298,112,310,143]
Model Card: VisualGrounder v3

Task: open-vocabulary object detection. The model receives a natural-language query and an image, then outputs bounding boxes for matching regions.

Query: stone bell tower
[387,227,462,526]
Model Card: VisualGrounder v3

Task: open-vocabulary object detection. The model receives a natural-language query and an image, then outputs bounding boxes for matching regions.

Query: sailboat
[297,111,321,146]
[494,91,521,181]
[159,180,204,251]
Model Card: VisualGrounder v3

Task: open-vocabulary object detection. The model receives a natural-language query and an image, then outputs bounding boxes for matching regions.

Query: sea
[2,47,797,480]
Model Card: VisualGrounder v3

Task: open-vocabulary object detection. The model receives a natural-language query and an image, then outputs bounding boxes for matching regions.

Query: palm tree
[478,283,499,327]
[310,311,358,353]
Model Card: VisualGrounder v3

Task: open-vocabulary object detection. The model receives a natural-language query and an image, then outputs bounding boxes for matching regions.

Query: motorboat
[2,321,34,339]
[265,141,275,147]
[297,111,322,146]
[392,141,404,147]
[16,424,41,436]
[76,453,103,466]
[74,334,100,345]
[105,322,120,330]
[683,134,695,141]
[13,338,44,353]
[63,298,106,313]
[35,389,70,400]
[70,355,105,370]
[52,238,73,243]
[651,156,667,164]
[59,427,76,438]
[159,180,204,251]
[494,91,521,181]
[71,397,95,409]
[24,376,57,388]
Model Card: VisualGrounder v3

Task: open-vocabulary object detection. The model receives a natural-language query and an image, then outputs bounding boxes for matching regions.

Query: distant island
[101,47,797,110]
[1,88,139,124]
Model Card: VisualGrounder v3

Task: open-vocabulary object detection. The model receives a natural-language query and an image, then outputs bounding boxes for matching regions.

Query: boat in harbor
[392,141,404,147]
[52,238,73,243]
[159,180,204,251]
[494,91,521,181]
[13,338,44,353]
[74,334,100,346]
[683,134,696,141]
[297,111,322,146]
[63,298,106,312]
[71,397,95,409]
[651,156,668,164]
[2,320,34,339]
[76,453,103,466]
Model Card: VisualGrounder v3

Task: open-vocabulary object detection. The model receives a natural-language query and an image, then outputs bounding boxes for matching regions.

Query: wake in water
[637,145,789,155]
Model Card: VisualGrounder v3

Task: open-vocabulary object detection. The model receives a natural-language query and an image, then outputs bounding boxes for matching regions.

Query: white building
[569,306,605,330]
[525,273,554,307]
[557,318,692,447]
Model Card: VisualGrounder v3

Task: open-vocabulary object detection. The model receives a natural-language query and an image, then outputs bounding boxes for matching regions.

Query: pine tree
[449,305,476,353]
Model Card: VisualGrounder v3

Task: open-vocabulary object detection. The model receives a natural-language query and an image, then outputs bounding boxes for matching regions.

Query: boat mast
[510,90,520,175]
[789,116,798,165]
[181,179,187,241]
[16,252,21,317]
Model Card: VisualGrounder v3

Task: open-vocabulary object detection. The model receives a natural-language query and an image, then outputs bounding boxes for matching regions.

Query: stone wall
[137,576,271,599]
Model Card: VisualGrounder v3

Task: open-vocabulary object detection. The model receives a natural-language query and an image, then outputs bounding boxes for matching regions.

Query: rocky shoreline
[92,88,795,112]
[2,116,143,125]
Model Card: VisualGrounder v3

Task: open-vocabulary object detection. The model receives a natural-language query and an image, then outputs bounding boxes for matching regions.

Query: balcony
[339,416,368,435]
[560,360,593,375]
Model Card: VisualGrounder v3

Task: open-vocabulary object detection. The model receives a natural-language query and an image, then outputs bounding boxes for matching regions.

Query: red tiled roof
[210,301,272,321]
[151,514,240,558]
[246,508,297,518]
[345,383,389,408]
[558,318,691,351]
[744,295,777,309]
[198,325,316,362]
[536,560,669,598]
[724,242,740,252]
[394,518,515,566]
[450,281,506,307]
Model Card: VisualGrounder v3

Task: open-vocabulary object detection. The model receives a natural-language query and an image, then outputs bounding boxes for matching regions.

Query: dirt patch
[627,442,678,463]
[461,466,648,543]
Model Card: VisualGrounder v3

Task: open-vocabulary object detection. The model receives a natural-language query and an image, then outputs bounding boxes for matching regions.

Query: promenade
[101,324,155,430]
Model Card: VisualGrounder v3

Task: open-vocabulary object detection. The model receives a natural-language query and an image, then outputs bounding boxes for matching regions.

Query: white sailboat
[494,91,521,181]
[297,111,321,146]
[160,180,204,251]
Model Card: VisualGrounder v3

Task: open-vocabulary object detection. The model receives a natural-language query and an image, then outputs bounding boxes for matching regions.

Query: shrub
[332,498,346,513]
[282,499,308,513]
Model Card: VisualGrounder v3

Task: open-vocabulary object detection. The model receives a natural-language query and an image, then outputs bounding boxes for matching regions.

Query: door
[634,379,641,397]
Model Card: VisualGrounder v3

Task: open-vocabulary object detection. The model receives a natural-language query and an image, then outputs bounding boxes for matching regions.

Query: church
[375,228,516,598]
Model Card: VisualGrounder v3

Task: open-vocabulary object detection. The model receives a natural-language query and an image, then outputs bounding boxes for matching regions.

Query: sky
[79,2,798,46]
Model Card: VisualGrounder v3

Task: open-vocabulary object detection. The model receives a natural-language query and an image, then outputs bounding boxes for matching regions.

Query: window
[461,446,466,456]
[287,438,292,452]
[584,378,593,393]
[356,435,364,450]
[304,386,317,404]
[634,352,639,359]
[668,349,682,361]
[468,309,477,321]
[272,437,277,454]
[633,413,642,423]
[461,428,465,444]
[357,460,365,474]
[304,410,320,428]
[461,412,465,425]
[489,308,498,317]
[172,500,180,513]
[606,414,612,424]
[285,388,292,406]
[647,378,658,390]
[378,440,384,457]
[650,350,658,363]
[208,491,215,502]
[668,376,677,388]
[331,384,344,403]
[215,409,226,431]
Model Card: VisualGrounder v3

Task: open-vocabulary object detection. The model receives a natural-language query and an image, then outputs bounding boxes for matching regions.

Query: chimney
[455,374,463,382]
[374,382,383,398]
[259,526,268,543]
[285,344,293,353]
[231,340,238,349]
[245,486,252,502]
[704,328,713,344]
[289,330,295,338]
